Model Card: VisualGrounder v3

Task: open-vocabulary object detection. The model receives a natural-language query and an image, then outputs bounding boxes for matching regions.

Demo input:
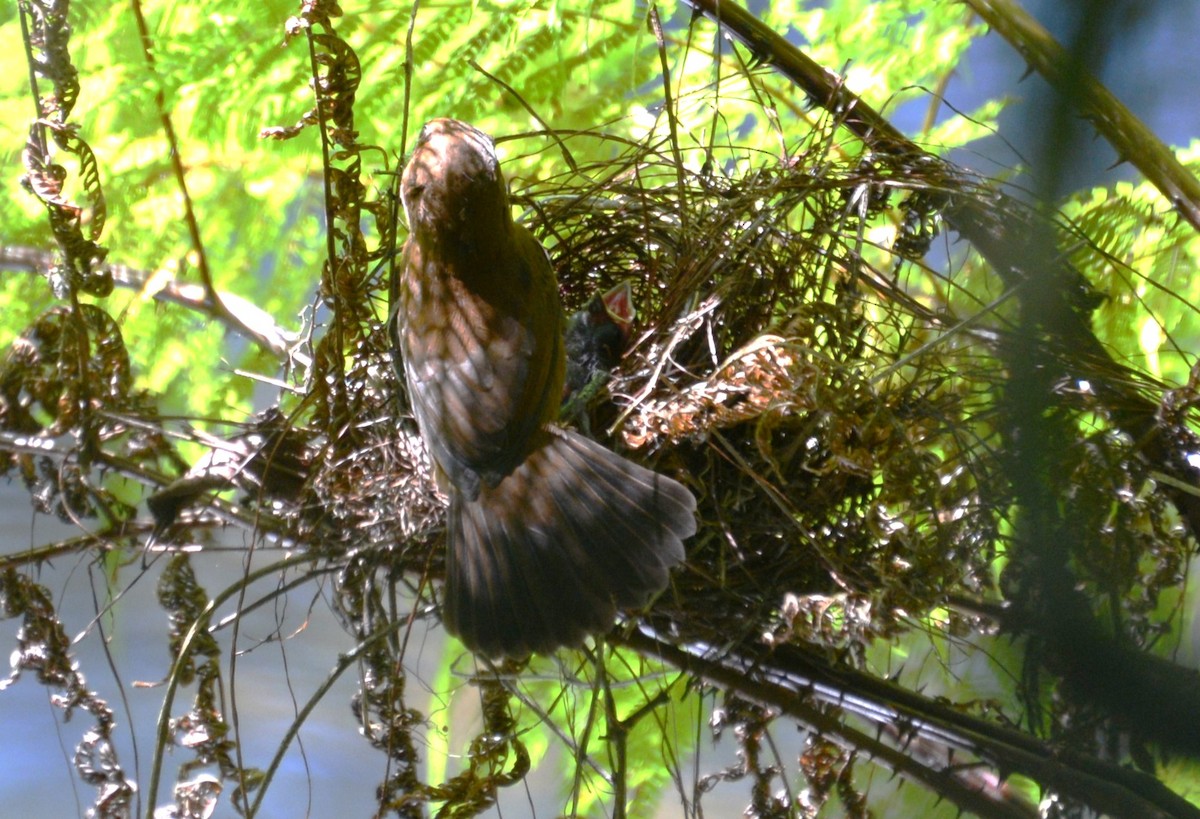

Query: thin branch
[128,0,213,294]
[0,245,307,364]
[467,59,577,172]
[128,0,279,359]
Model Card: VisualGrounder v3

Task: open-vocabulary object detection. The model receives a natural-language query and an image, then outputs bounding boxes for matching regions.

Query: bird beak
[600,280,634,340]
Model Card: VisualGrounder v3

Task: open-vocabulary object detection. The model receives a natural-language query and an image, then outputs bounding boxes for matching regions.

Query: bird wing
[399,226,564,497]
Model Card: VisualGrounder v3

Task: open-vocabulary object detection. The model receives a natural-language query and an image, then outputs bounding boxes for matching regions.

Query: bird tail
[444,427,696,657]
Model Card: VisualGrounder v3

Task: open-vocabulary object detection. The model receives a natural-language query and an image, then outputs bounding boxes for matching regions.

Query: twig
[0,245,307,364]
[467,59,577,172]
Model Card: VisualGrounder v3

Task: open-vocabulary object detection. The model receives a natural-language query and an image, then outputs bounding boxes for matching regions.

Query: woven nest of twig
[298,120,1007,665]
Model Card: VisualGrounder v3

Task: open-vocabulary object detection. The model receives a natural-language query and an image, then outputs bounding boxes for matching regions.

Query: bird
[394,119,696,657]
[563,279,634,405]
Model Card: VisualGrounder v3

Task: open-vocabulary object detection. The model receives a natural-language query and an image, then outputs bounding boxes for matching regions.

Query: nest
[279,127,995,655]
[103,121,993,811]
[516,130,1003,655]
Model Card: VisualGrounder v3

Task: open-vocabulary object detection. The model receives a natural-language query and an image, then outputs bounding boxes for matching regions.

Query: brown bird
[395,119,696,657]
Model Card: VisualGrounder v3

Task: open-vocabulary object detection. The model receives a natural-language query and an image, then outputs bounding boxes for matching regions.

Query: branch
[0,244,308,365]
[617,629,1200,819]
[963,0,1200,232]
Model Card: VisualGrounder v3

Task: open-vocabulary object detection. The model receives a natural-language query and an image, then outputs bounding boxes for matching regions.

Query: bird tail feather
[445,428,695,657]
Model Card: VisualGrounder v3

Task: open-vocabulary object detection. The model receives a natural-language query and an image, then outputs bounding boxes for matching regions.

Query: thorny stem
[614,628,1200,819]
[306,25,348,397]
[17,3,47,156]
[963,0,1200,231]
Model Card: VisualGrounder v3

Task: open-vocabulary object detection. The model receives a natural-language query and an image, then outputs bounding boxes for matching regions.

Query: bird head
[563,280,637,401]
[401,119,510,248]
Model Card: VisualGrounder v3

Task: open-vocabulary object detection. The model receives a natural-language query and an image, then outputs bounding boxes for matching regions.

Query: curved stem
[144,552,321,819]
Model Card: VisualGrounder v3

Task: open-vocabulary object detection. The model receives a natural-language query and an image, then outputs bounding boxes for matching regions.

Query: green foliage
[0,0,1008,478]
[781,0,984,125]
[6,0,1200,817]
[1062,140,1200,385]
[524,648,699,817]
